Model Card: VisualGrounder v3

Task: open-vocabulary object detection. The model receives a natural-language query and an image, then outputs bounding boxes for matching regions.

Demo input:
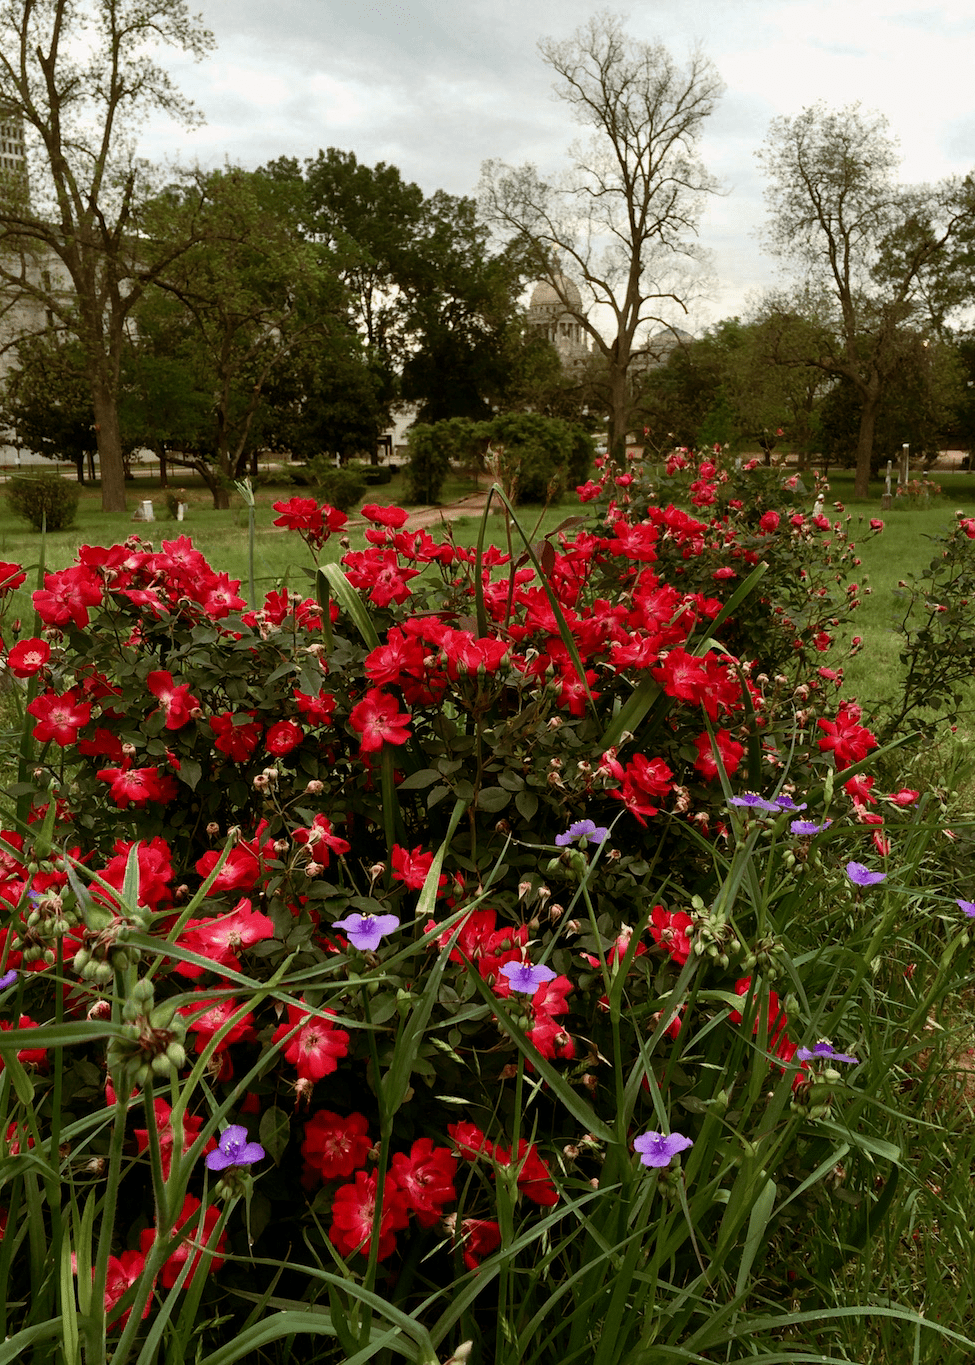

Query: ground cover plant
[0,452,974,1364]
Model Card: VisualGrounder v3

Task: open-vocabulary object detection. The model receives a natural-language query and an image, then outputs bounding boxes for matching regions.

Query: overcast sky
[144,0,975,329]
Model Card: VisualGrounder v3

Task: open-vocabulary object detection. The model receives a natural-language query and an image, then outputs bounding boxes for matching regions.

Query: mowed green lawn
[0,466,575,620]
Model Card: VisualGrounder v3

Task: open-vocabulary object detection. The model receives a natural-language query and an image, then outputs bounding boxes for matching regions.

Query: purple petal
[0,969,18,992]
[796,1043,858,1065]
[205,1123,265,1170]
[791,819,831,835]
[955,898,975,918]
[846,861,886,886]
[499,960,558,994]
[730,794,780,811]
[333,913,400,951]
[773,796,807,812]
[633,1130,693,1168]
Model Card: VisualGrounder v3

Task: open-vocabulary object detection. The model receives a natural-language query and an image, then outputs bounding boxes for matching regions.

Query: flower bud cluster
[72,899,148,983]
[107,976,187,1085]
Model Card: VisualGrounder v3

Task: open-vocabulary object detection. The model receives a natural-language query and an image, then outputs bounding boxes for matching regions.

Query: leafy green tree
[818,332,963,471]
[0,0,215,511]
[273,150,547,427]
[757,102,975,494]
[0,332,95,481]
[132,168,348,507]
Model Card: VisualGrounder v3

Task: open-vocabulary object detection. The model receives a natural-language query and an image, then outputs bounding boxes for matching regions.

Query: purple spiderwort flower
[796,1042,858,1065]
[205,1124,265,1172]
[0,969,17,993]
[955,899,975,918]
[332,912,400,952]
[730,794,807,815]
[499,960,558,994]
[729,794,781,812]
[792,819,831,835]
[555,819,609,847]
[633,1130,694,1168]
[846,861,886,887]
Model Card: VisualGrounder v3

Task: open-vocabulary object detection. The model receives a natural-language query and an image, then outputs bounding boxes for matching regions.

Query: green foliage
[819,337,962,472]
[407,413,593,506]
[0,336,95,482]
[5,472,80,531]
[480,411,593,503]
[406,421,473,503]
[305,462,368,511]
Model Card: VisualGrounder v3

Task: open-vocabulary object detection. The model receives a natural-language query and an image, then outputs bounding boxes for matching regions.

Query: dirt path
[398,490,493,531]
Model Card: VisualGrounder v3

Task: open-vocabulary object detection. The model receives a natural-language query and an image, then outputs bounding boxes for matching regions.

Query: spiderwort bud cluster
[691,901,742,969]
[72,900,149,983]
[739,933,788,981]
[107,976,187,1085]
[20,889,76,964]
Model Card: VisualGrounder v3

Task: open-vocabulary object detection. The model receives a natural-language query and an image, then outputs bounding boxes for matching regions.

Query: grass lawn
[0,466,577,622]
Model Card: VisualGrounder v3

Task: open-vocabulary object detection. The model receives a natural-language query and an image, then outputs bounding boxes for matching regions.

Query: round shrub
[309,466,367,511]
[5,471,80,531]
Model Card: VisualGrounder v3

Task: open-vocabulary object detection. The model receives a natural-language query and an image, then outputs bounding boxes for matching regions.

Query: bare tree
[0,0,214,510]
[756,102,975,496]
[480,12,722,456]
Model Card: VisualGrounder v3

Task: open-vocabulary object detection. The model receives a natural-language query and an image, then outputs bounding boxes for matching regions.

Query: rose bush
[0,463,972,1364]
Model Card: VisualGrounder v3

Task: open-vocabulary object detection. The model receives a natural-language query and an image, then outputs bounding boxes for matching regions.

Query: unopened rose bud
[122,743,136,757]
[499,1063,519,1080]
[206,822,220,838]
[304,780,324,795]
[563,1144,580,1160]
[548,902,565,922]
[253,775,269,790]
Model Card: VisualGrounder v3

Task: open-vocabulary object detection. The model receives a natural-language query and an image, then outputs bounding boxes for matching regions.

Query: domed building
[527,274,590,368]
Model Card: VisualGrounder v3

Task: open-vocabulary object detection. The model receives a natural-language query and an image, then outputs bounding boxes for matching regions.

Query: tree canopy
[756,101,975,494]
[0,0,215,509]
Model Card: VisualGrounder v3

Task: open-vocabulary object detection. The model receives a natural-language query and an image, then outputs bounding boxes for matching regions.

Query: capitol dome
[527,272,589,367]
[528,273,583,312]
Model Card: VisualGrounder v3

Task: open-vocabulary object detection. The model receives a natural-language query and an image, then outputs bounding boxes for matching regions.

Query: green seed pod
[130,977,154,1007]
[165,1042,186,1070]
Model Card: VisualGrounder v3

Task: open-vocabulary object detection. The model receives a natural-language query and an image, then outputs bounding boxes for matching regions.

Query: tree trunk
[607,361,629,461]
[854,391,880,498]
[91,383,127,511]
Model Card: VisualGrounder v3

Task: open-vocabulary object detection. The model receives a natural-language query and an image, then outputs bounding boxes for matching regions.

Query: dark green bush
[5,472,80,531]
[311,466,367,511]
[358,464,392,486]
